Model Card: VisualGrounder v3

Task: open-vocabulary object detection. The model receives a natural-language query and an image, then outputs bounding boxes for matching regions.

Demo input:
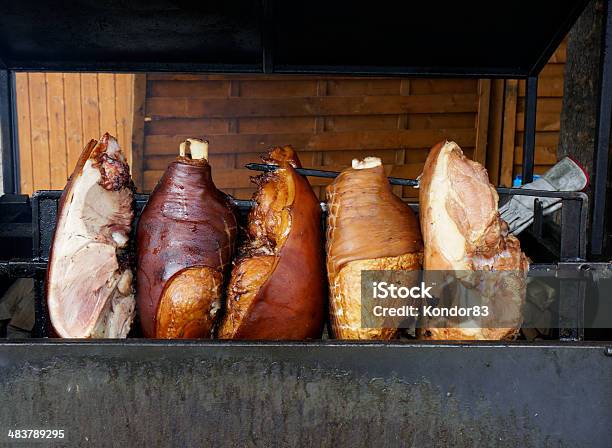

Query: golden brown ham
[47,134,135,338]
[326,157,423,339]
[418,141,529,340]
[136,139,237,338]
[218,146,325,339]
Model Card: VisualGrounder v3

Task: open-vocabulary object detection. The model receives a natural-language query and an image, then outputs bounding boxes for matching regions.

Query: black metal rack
[0,1,611,445]
[0,188,588,339]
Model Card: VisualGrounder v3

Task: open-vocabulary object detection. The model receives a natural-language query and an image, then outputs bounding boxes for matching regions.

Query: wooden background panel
[496,40,567,186]
[143,75,481,199]
[15,38,566,196]
[15,73,136,194]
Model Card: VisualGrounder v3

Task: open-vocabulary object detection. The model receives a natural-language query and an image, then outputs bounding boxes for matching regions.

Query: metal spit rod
[245,162,419,187]
[245,163,588,200]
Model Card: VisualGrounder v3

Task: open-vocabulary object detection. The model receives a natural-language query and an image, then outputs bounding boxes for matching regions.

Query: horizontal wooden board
[409,79,478,94]
[548,41,567,63]
[140,74,483,197]
[516,98,562,113]
[237,117,316,134]
[407,113,476,129]
[324,115,400,132]
[515,112,560,132]
[145,118,231,135]
[146,94,478,118]
[515,146,558,165]
[239,80,318,97]
[148,80,229,98]
[320,113,474,132]
[146,74,398,81]
[518,77,564,98]
[515,131,559,147]
[326,79,401,96]
[144,129,476,155]
[539,64,565,77]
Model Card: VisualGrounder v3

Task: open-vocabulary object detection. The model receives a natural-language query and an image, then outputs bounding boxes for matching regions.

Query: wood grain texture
[80,74,100,143]
[485,79,505,185]
[15,74,33,194]
[131,74,147,191]
[115,74,135,170]
[508,39,567,177]
[142,76,481,198]
[144,129,476,155]
[15,73,135,194]
[500,79,518,187]
[45,73,68,189]
[146,94,478,118]
[15,40,567,196]
[28,73,51,191]
[63,73,84,171]
[474,79,491,165]
[98,74,117,138]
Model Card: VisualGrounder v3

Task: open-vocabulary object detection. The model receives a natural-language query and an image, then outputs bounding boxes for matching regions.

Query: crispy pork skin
[47,133,135,338]
[218,146,325,339]
[418,141,529,340]
[136,139,237,338]
[326,157,423,339]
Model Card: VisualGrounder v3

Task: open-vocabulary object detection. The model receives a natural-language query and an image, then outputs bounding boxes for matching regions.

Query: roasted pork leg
[418,141,529,340]
[218,146,325,339]
[136,139,237,338]
[47,133,135,338]
[326,157,423,339]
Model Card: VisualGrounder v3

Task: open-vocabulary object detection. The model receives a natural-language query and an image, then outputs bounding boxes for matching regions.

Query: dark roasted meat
[218,146,325,339]
[136,139,237,338]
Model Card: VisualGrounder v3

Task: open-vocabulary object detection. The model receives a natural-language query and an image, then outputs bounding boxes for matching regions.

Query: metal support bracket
[0,69,18,194]
[521,76,538,185]
[591,0,612,256]
[557,263,588,341]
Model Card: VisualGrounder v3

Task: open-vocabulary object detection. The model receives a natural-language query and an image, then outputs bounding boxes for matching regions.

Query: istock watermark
[359,268,612,330]
[372,281,433,299]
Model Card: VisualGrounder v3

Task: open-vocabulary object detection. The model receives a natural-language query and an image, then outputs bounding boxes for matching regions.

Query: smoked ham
[47,133,135,338]
[418,141,529,340]
[326,157,423,339]
[136,139,237,338]
[218,146,325,339]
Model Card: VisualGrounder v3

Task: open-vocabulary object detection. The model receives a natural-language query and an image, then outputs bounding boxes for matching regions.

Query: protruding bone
[352,157,382,170]
[179,138,209,160]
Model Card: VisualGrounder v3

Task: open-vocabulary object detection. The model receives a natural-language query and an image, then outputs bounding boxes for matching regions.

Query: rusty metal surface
[0,341,610,447]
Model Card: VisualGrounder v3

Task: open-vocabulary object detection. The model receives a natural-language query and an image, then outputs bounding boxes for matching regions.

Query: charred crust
[263,145,302,168]
[251,171,279,188]
[116,247,133,272]
[175,156,209,167]
[95,153,131,191]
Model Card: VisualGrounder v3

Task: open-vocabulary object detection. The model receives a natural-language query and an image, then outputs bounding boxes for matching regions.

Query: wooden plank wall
[13,39,566,196]
[488,41,566,186]
[15,73,135,194]
[142,75,484,199]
